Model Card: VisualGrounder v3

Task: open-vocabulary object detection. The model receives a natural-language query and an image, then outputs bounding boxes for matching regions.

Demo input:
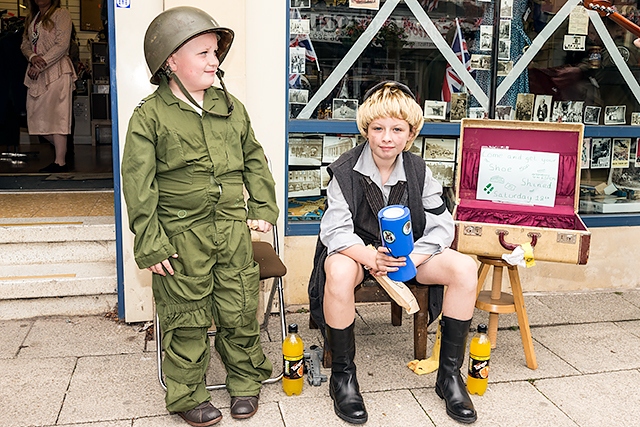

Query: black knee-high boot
[435,316,477,424]
[326,322,368,424]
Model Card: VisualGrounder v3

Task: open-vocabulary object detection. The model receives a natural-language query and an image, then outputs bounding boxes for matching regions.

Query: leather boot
[435,316,477,424]
[326,322,368,424]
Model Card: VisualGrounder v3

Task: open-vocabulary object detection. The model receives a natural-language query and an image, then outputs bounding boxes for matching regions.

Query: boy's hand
[370,246,406,276]
[247,219,272,233]
[148,253,178,276]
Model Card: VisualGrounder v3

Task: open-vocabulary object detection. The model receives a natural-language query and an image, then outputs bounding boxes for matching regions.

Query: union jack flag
[441,19,471,103]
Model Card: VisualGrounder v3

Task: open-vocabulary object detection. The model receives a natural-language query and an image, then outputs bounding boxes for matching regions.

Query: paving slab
[412,381,578,427]
[53,422,131,427]
[614,319,640,339]
[534,370,640,427]
[483,327,580,382]
[20,316,145,358]
[535,292,640,324]
[58,353,165,424]
[0,319,33,359]
[132,401,284,427]
[280,389,432,427]
[532,322,640,374]
[619,289,640,309]
[352,333,437,392]
[0,357,76,427]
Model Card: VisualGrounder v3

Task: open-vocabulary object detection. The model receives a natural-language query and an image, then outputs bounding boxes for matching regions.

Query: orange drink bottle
[467,323,490,396]
[282,323,304,395]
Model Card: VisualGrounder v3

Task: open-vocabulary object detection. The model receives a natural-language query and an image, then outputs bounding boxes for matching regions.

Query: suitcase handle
[497,230,539,251]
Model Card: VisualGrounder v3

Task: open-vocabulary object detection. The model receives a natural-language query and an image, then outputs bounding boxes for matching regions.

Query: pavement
[2,289,640,427]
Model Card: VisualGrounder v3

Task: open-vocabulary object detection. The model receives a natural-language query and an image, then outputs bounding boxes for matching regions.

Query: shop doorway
[0,0,114,191]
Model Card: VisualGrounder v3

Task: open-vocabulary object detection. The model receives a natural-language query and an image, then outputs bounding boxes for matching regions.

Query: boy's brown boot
[176,401,222,426]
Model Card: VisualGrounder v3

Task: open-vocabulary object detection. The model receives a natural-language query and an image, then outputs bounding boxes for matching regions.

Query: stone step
[0,294,118,320]
[0,240,117,266]
[0,262,116,299]
[0,216,115,244]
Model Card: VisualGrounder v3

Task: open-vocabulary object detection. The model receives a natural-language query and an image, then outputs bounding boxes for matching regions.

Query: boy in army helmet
[121,6,278,426]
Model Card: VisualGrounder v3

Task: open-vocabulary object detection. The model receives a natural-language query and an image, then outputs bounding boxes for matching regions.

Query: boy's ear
[166,55,178,73]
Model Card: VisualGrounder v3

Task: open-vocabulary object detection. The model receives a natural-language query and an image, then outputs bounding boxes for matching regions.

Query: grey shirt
[320,143,454,256]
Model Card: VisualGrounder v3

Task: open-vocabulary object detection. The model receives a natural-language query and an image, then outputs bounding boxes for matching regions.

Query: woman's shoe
[39,162,69,173]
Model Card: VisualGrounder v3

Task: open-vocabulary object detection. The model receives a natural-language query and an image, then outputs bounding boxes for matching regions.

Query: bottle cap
[477,323,488,334]
[288,323,299,334]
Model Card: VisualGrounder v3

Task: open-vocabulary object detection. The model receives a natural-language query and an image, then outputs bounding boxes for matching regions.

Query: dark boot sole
[330,387,368,424]
[435,384,477,424]
[176,412,222,426]
[333,401,368,424]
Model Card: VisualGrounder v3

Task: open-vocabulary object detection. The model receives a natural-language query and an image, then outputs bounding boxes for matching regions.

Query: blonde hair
[356,82,424,151]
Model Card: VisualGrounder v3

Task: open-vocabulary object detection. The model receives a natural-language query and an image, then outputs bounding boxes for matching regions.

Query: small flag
[441,18,472,102]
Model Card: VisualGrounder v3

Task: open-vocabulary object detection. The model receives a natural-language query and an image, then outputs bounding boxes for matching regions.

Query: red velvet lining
[458,126,583,230]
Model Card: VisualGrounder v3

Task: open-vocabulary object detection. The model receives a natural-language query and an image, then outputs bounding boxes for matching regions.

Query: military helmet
[144,6,234,84]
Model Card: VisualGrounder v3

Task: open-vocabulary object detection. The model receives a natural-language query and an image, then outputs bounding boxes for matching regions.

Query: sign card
[476,147,559,207]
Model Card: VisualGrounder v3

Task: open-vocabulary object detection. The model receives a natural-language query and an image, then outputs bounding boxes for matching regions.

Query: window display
[286,0,640,234]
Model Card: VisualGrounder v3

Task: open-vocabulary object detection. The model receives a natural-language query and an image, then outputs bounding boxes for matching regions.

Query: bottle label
[283,356,304,380]
[468,355,490,379]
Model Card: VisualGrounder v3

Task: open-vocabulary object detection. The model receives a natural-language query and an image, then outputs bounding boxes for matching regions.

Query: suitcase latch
[557,233,577,244]
[463,225,482,236]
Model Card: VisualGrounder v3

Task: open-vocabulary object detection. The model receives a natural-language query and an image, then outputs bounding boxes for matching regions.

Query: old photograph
[612,138,632,168]
[610,140,640,189]
[479,26,492,51]
[631,112,640,125]
[498,39,511,61]
[499,19,511,40]
[534,95,552,122]
[288,134,323,166]
[590,138,612,169]
[424,100,447,120]
[469,107,486,119]
[289,89,309,104]
[563,34,586,51]
[449,93,468,122]
[500,0,513,18]
[423,138,457,161]
[320,166,330,190]
[605,105,626,125]
[289,46,306,74]
[497,61,513,76]
[332,99,358,120]
[425,161,455,187]
[291,0,311,7]
[288,169,321,197]
[515,93,535,121]
[408,136,424,157]
[551,100,584,123]
[495,105,512,120]
[581,137,590,169]
[470,54,491,70]
[349,0,380,10]
[290,19,310,35]
[584,105,601,125]
[322,135,356,163]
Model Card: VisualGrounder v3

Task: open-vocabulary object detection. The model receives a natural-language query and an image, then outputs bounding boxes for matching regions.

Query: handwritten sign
[476,147,559,207]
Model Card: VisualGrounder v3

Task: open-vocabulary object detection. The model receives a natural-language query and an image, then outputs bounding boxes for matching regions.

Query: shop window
[286,0,640,235]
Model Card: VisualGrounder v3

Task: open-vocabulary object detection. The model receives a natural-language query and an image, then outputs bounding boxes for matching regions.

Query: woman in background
[21,0,76,173]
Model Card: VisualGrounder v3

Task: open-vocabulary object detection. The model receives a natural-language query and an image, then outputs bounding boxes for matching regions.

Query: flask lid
[288,323,299,334]
[477,323,488,334]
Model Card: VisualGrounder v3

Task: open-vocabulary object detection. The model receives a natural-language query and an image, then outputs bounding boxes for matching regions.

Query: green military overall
[122,80,278,412]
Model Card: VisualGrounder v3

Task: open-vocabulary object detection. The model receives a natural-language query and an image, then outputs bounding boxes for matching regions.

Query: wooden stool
[476,256,537,370]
